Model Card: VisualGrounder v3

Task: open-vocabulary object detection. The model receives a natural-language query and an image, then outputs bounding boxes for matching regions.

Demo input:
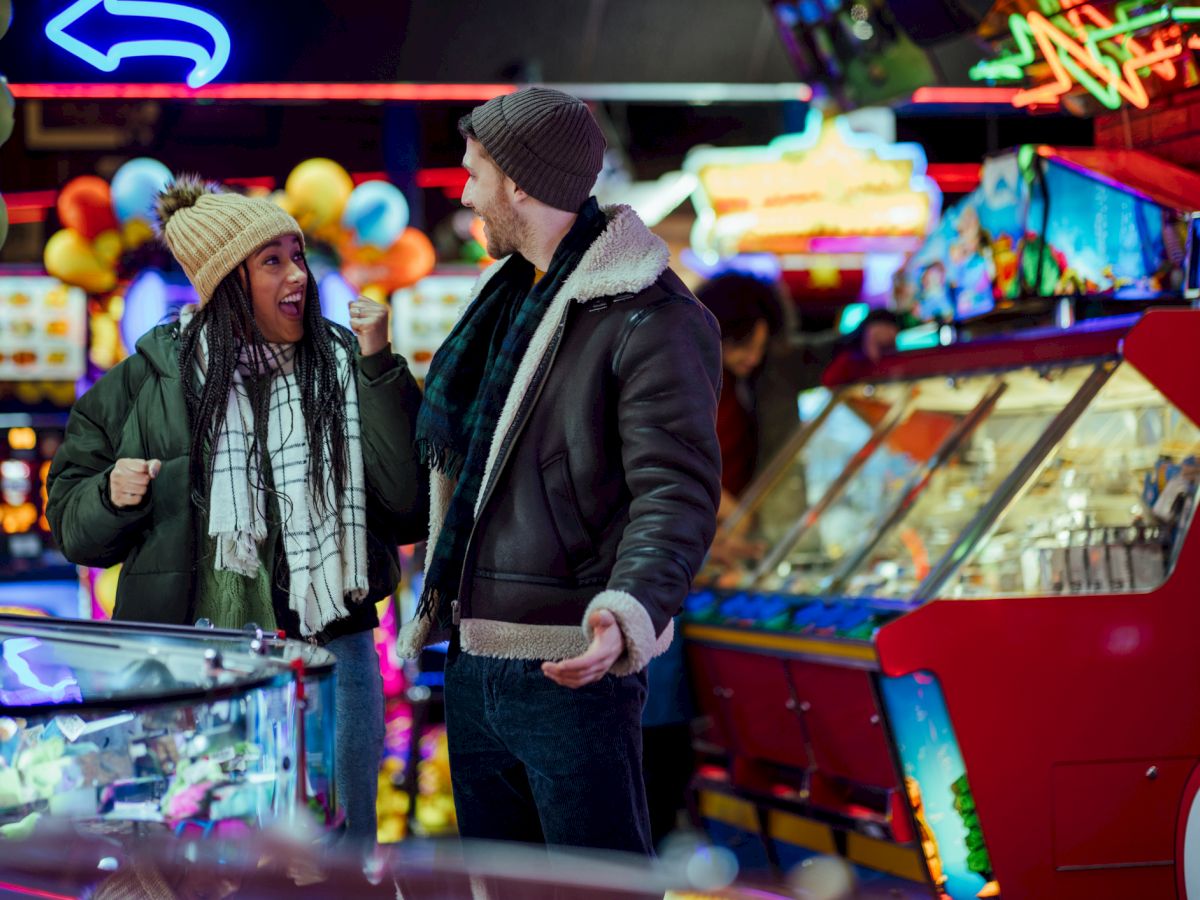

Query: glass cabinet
[701,353,1200,628]
[0,616,336,837]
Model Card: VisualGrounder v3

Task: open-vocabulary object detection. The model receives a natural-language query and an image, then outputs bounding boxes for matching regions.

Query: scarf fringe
[416,439,466,481]
[414,583,450,627]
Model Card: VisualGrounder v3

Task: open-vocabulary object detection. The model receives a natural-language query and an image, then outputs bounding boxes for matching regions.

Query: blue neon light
[45,0,231,89]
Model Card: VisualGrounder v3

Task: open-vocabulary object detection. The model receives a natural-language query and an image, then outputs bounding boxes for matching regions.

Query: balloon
[0,194,7,254]
[360,285,388,304]
[94,564,121,618]
[285,158,353,235]
[0,76,13,147]
[121,270,170,350]
[343,228,435,293]
[0,2,10,42]
[343,180,410,248]
[317,271,355,329]
[93,229,123,269]
[111,157,173,225]
[57,176,119,240]
[267,189,297,217]
[44,228,117,295]
[120,217,155,251]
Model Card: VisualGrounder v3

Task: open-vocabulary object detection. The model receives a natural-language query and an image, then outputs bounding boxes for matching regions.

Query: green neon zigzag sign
[970,3,1200,110]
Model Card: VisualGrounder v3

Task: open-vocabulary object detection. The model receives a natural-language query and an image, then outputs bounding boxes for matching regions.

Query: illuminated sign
[0,277,88,382]
[45,0,231,88]
[971,2,1200,111]
[683,109,940,265]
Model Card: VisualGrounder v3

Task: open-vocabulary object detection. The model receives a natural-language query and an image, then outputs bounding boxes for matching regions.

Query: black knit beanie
[466,87,606,212]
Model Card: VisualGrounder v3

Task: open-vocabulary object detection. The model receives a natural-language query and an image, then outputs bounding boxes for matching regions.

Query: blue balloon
[342,180,409,248]
[121,270,169,349]
[318,271,355,328]
[111,157,174,224]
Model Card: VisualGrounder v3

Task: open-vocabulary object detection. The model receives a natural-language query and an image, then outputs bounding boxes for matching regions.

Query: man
[399,87,721,855]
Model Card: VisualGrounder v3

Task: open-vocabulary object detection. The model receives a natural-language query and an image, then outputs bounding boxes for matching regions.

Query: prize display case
[686,310,1200,900]
[0,615,337,843]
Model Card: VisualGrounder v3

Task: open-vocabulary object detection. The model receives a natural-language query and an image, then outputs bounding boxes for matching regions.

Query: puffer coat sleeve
[47,355,155,569]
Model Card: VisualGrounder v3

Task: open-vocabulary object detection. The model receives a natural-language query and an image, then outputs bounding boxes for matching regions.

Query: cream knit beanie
[154,175,304,304]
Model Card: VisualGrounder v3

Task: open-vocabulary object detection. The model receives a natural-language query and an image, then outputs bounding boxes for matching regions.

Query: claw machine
[685,143,1200,900]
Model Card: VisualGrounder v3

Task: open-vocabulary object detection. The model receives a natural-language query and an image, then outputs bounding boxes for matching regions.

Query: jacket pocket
[540,453,595,571]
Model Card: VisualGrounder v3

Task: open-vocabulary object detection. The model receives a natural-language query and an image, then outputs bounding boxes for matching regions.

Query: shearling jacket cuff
[583,590,675,676]
[396,613,434,659]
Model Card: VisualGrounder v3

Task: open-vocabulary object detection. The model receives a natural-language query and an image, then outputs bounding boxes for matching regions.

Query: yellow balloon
[120,217,154,250]
[44,229,116,295]
[92,229,122,269]
[94,564,121,618]
[285,158,353,234]
[267,190,296,216]
[360,284,388,304]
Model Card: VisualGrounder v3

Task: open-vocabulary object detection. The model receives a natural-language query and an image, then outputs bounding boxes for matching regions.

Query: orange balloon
[57,176,119,240]
[384,228,436,290]
[342,228,435,292]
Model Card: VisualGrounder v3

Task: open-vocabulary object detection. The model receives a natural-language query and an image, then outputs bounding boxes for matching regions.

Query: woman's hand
[350,297,390,357]
[110,458,160,508]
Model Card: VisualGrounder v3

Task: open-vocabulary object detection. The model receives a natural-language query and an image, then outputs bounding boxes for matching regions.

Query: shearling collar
[468,204,670,307]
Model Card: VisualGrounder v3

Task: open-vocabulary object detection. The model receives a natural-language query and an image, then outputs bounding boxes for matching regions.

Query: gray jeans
[325,629,385,843]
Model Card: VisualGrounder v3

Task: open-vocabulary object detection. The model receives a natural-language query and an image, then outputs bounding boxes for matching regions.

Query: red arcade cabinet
[684,145,1200,899]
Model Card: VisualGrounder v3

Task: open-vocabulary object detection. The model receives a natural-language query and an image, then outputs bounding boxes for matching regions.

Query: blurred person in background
[640,273,898,847]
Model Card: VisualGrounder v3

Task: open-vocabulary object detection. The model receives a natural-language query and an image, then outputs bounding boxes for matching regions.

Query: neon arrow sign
[971,2,1200,111]
[45,0,231,89]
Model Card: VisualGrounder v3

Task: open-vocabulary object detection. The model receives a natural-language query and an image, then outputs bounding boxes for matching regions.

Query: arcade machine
[686,146,1200,900]
[0,272,88,618]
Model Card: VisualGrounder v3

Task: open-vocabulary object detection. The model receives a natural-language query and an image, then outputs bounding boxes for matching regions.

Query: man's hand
[542,609,625,688]
[109,458,161,509]
[350,296,390,357]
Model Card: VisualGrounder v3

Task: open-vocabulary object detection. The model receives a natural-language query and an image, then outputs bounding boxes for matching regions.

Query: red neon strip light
[222,176,275,190]
[4,167,473,225]
[8,83,517,102]
[0,880,79,900]
[415,167,468,190]
[7,208,48,226]
[926,162,981,193]
[910,86,1050,105]
[5,191,59,212]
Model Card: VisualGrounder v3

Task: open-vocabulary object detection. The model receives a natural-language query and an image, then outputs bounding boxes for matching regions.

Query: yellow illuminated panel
[684,110,940,262]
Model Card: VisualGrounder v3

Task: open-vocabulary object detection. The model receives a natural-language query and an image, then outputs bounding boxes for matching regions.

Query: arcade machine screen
[0,276,88,619]
[903,153,1025,323]
[880,672,1001,900]
[1031,160,1172,299]
[902,147,1189,328]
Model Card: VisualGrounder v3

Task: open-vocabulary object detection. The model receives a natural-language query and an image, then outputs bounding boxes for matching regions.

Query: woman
[47,176,426,843]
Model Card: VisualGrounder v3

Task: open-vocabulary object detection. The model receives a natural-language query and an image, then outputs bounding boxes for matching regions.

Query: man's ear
[505,175,527,204]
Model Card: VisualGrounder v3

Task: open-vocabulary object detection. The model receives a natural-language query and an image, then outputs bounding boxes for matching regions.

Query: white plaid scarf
[196,325,369,637]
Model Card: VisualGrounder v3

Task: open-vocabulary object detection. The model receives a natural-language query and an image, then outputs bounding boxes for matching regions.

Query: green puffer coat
[46,321,427,640]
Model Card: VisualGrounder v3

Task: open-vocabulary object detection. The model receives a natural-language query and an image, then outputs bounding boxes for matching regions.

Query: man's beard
[480,200,524,259]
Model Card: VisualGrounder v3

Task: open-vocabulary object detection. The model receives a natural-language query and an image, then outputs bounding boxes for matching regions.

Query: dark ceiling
[6,0,797,85]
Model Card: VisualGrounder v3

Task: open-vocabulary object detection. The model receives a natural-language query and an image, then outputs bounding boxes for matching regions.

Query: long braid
[179,259,350,518]
[294,275,351,514]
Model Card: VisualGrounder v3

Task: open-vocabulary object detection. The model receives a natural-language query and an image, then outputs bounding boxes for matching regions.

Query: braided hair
[178,262,354,518]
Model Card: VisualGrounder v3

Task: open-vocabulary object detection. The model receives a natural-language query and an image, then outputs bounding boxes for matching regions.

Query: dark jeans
[443,646,653,855]
[326,629,385,844]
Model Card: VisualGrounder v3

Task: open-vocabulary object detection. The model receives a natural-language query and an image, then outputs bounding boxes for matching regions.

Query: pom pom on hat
[153,173,220,235]
[154,174,304,304]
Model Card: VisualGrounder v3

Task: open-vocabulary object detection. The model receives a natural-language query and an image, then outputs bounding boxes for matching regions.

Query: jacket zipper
[454,304,574,614]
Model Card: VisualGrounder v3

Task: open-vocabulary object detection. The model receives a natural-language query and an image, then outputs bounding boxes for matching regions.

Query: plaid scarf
[193,321,369,638]
[414,198,608,627]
